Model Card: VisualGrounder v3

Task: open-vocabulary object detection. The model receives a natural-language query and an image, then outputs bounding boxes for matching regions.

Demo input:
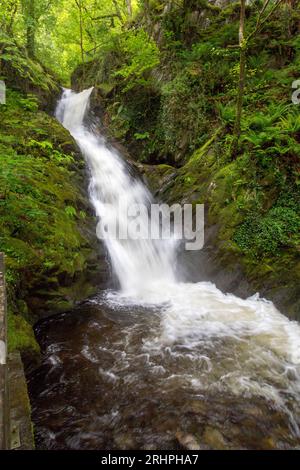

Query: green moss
[1,88,102,351]
[1,35,60,108]
[142,163,175,192]
[153,126,300,316]
[8,311,40,355]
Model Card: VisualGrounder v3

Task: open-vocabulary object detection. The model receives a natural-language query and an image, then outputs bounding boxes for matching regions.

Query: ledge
[0,252,9,449]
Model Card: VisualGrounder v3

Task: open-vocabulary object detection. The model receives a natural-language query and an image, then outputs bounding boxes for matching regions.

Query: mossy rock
[8,311,40,357]
[155,136,300,319]
[0,37,61,112]
[1,89,108,356]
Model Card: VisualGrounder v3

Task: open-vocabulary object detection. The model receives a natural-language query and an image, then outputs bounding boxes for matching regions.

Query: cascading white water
[56,88,176,295]
[56,88,300,433]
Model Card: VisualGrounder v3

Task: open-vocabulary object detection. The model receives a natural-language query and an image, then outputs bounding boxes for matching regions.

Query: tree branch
[247,0,284,43]
[91,14,119,20]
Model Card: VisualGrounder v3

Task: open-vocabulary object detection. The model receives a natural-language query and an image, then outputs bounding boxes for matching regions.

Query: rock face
[141,148,300,321]
[70,79,299,321]
[0,88,109,357]
[69,0,300,321]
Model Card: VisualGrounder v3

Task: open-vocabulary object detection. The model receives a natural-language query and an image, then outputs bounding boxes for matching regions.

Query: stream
[27,89,300,450]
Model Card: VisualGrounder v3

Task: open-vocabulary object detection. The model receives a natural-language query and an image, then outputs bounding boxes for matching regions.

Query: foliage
[234,206,300,258]
[0,0,138,82]
[0,32,59,92]
[114,29,160,91]
[159,69,208,157]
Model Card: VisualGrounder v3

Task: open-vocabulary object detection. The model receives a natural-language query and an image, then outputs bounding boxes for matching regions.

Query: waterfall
[56,89,300,425]
[56,88,176,295]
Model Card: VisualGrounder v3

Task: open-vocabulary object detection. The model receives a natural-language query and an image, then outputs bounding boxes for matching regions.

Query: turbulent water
[27,88,300,450]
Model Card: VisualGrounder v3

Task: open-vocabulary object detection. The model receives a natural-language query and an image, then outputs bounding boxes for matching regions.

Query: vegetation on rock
[0,0,299,346]
[0,88,104,356]
[67,1,300,316]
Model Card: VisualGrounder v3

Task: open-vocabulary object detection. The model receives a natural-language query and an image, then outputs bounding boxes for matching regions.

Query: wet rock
[261,437,276,450]
[203,426,227,450]
[157,418,177,433]
[176,431,201,450]
[245,405,264,418]
[142,443,159,450]
[189,400,207,415]
[114,434,135,449]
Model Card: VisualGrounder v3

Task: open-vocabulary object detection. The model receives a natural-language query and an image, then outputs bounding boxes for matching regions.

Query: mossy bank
[0,88,107,359]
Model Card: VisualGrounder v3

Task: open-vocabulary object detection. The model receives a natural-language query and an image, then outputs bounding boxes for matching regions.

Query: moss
[97,82,117,97]
[1,88,103,353]
[8,311,40,355]
[141,163,176,192]
[0,36,60,111]
[152,131,300,317]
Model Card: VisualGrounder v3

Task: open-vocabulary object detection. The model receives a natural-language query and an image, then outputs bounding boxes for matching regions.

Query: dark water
[27,292,300,450]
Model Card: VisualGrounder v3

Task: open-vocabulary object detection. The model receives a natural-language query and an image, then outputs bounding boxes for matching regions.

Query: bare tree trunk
[143,0,150,16]
[232,0,246,157]
[125,0,132,17]
[75,0,85,65]
[231,0,284,157]
[26,0,36,58]
[74,0,85,89]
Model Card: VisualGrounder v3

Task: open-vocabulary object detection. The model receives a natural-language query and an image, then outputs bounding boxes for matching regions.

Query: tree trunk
[75,0,85,65]
[125,0,132,17]
[143,0,150,15]
[232,0,246,157]
[74,0,85,89]
[26,0,36,58]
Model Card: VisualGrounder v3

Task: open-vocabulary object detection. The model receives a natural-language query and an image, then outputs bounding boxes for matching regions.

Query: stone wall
[0,252,9,449]
[0,253,34,450]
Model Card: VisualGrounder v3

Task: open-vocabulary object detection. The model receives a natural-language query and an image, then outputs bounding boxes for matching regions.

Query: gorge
[25,88,300,450]
[1,0,300,452]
